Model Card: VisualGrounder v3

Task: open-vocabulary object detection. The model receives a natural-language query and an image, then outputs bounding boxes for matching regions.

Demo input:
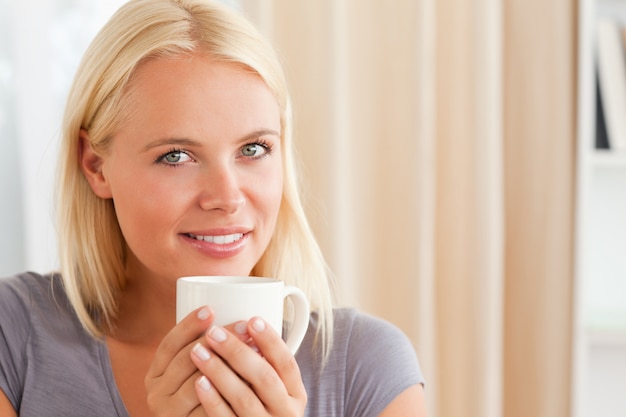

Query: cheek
[109,174,185,243]
[265,169,284,215]
[246,165,283,232]
[112,190,161,244]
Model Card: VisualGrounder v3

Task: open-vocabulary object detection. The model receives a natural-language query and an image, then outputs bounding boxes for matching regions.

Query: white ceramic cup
[176,276,310,353]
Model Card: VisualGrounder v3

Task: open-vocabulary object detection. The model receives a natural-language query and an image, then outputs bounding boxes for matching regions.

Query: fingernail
[234,321,248,335]
[192,343,211,361]
[197,307,211,321]
[197,375,211,392]
[208,326,227,343]
[252,318,266,332]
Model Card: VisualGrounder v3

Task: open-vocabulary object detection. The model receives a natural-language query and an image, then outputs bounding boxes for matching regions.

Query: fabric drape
[241,1,576,416]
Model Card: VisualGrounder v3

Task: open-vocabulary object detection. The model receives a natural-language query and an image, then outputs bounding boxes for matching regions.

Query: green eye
[241,142,272,159]
[165,152,183,163]
[242,144,267,157]
[157,150,192,165]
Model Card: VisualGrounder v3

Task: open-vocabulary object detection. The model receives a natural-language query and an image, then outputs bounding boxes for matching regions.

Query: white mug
[176,276,310,353]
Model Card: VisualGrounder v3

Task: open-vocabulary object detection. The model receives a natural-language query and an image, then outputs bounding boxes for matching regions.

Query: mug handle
[282,286,310,354]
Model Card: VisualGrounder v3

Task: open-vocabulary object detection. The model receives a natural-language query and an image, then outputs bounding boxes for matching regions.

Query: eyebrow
[240,129,281,142]
[142,137,200,152]
[142,129,280,152]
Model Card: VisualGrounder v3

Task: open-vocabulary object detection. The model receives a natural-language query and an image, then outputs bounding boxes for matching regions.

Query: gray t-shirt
[0,272,423,416]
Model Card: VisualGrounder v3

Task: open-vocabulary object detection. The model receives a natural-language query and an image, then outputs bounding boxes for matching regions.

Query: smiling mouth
[186,232,244,244]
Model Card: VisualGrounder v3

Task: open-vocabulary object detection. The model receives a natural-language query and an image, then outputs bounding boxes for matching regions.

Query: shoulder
[0,272,56,323]
[298,308,414,361]
[0,271,77,344]
[336,308,424,415]
[298,308,424,417]
[0,273,118,414]
[331,308,421,375]
[0,271,68,317]
[301,307,421,368]
[0,271,60,295]
[327,308,420,366]
[0,272,62,410]
[333,307,411,344]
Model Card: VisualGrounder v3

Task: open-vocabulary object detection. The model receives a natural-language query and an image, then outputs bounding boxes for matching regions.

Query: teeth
[188,233,243,244]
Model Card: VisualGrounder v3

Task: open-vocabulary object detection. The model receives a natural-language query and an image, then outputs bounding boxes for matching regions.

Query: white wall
[0,0,127,277]
[0,2,24,277]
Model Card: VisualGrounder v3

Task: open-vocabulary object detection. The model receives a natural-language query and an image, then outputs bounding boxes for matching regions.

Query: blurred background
[1,0,624,416]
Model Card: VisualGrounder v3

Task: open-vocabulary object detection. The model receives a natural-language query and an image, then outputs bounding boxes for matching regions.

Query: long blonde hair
[56,0,334,358]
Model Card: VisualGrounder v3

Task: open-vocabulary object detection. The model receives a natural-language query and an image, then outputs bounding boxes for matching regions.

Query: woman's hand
[190,317,307,417]
[144,306,213,416]
[144,307,253,417]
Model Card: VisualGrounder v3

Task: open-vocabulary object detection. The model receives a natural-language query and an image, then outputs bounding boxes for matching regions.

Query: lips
[186,232,244,244]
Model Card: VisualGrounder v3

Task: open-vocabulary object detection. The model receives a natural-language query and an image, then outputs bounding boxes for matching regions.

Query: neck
[108,271,177,346]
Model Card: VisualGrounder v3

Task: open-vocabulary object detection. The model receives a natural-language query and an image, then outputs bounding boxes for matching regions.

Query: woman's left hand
[189,317,307,416]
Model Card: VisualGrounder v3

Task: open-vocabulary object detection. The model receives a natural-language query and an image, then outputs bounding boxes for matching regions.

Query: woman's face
[82,54,283,283]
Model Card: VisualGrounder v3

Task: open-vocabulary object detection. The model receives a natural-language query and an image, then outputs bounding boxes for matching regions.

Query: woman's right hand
[144,306,215,417]
[145,307,257,416]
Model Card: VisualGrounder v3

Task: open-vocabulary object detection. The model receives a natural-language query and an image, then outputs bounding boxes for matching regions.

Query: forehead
[127,53,270,103]
[117,53,281,137]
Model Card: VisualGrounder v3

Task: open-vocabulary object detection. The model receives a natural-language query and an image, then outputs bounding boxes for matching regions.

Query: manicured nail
[234,321,248,335]
[197,375,211,392]
[252,318,266,332]
[192,343,211,361]
[197,306,211,321]
[208,326,227,343]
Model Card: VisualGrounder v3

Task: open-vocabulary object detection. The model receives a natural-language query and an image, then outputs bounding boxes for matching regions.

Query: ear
[79,129,113,199]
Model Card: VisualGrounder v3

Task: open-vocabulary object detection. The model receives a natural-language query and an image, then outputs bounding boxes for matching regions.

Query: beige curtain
[241,1,576,416]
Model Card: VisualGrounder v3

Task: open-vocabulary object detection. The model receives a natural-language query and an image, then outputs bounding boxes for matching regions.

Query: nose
[197,163,246,213]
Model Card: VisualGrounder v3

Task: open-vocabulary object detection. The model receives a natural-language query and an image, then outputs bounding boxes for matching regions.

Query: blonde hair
[56,0,334,359]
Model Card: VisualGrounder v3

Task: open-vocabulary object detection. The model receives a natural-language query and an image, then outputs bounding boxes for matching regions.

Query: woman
[0,0,426,415]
